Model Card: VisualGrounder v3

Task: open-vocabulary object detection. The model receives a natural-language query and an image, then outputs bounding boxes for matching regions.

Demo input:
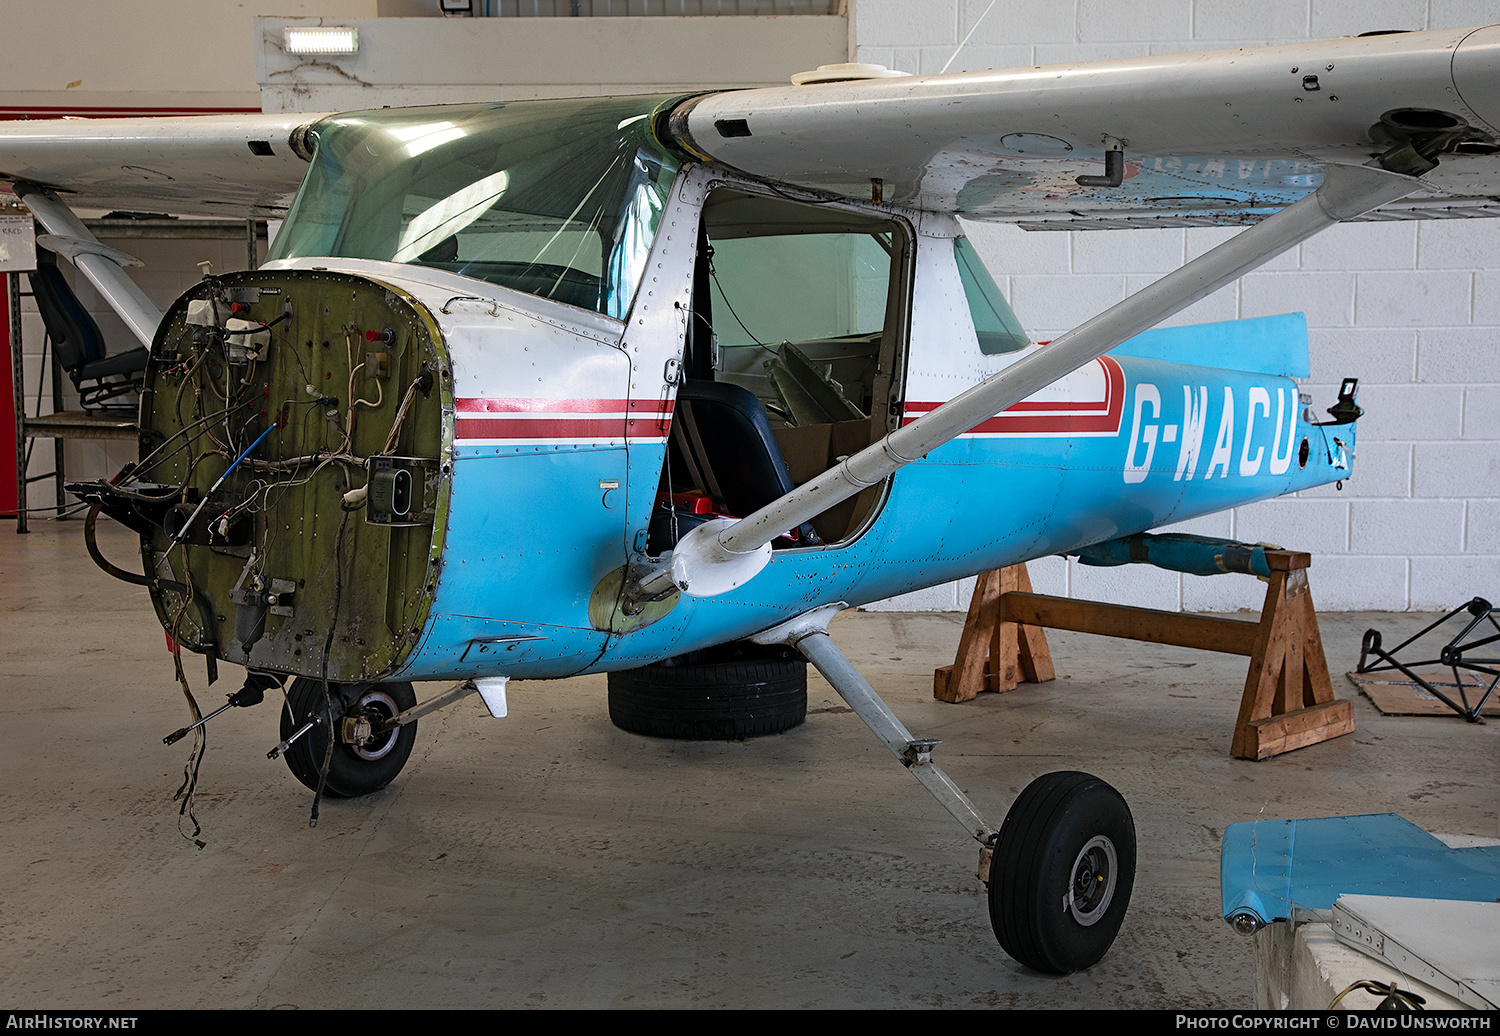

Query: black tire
[989,771,1136,974]
[279,678,418,798]
[607,644,807,740]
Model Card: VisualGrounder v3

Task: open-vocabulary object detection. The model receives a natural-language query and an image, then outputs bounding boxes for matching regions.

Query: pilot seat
[649,379,821,554]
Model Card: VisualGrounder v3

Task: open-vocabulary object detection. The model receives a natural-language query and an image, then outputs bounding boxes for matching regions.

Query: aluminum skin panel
[1109,313,1309,379]
[680,26,1500,224]
[265,257,636,680]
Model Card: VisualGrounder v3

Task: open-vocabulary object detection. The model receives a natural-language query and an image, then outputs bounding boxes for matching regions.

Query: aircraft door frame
[617,163,915,564]
[612,163,707,564]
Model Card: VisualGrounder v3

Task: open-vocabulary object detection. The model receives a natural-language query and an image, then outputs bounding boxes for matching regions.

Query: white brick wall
[856,0,1500,613]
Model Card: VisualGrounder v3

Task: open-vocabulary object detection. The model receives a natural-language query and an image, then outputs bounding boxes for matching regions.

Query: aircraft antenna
[940,0,999,75]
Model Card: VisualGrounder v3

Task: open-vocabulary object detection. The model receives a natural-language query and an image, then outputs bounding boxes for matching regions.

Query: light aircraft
[4,24,1499,975]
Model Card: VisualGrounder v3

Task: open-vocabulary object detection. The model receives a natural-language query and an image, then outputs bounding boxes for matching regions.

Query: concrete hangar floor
[1,516,1495,1009]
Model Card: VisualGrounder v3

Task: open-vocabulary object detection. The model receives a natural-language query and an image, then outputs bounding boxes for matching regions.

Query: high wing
[2,28,1498,227]
[0,113,322,216]
[672,25,1500,229]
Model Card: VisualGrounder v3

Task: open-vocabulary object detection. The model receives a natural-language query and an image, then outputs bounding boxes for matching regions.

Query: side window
[709,232,890,349]
[955,236,1029,355]
[699,191,903,429]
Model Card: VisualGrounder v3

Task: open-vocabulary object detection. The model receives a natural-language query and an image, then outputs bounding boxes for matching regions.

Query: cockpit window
[268,96,683,320]
[954,236,1030,354]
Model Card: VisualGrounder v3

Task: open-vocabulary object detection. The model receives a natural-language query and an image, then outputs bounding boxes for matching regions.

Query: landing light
[283,27,360,56]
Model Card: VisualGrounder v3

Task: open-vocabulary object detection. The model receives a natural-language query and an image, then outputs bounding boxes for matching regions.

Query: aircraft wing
[674,25,1500,229]
[2,27,1497,228]
[0,113,323,217]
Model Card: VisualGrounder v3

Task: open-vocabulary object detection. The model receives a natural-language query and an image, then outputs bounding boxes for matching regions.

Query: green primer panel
[137,270,451,683]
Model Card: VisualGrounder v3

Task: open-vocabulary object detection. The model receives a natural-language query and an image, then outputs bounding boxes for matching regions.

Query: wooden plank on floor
[1242,700,1355,760]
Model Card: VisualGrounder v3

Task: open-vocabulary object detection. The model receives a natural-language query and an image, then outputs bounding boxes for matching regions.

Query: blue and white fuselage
[265,158,1352,683]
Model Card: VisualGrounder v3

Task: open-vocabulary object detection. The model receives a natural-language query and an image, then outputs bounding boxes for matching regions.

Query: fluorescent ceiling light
[284,27,360,56]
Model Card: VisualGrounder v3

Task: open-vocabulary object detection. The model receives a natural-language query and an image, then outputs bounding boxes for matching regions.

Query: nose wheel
[278,678,418,798]
[988,771,1136,974]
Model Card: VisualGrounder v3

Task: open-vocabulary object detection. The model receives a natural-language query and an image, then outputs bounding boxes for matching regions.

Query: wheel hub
[343,688,402,761]
[1065,835,1118,926]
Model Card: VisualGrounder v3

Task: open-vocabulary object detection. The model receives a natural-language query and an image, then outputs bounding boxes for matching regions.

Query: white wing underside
[0,113,323,217]
[1,26,1499,227]
[679,24,1500,229]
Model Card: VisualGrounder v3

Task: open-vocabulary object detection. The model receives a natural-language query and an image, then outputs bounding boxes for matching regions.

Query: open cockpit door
[644,182,912,556]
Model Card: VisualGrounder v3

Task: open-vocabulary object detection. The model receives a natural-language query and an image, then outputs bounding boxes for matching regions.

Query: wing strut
[17,187,164,349]
[633,162,1420,605]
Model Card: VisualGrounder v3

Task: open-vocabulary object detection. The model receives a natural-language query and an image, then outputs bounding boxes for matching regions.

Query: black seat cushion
[28,249,147,411]
[29,252,106,374]
[670,380,795,518]
[661,380,821,549]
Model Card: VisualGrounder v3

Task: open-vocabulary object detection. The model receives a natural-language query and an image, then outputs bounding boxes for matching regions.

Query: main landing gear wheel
[279,678,418,798]
[606,643,807,740]
[988,771,1136,974]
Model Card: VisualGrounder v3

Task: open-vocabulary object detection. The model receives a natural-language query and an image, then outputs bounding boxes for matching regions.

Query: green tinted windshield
[268,96,683,320]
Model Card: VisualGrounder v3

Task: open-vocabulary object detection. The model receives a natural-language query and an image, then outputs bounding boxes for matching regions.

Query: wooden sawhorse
[933,552,1353,760]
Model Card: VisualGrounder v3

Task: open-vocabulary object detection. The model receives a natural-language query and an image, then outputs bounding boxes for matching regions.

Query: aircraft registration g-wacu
[5,24,1500,974]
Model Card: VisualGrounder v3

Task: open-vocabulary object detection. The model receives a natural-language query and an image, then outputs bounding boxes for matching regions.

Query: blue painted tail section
[1111,313,1309,378]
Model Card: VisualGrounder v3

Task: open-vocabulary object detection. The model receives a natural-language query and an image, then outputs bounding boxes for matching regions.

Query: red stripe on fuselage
[455,417,669,440]
[453,397,672,441]
[454,397,671,414]
[901,356,1125,436]
[454,357,1125,444]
